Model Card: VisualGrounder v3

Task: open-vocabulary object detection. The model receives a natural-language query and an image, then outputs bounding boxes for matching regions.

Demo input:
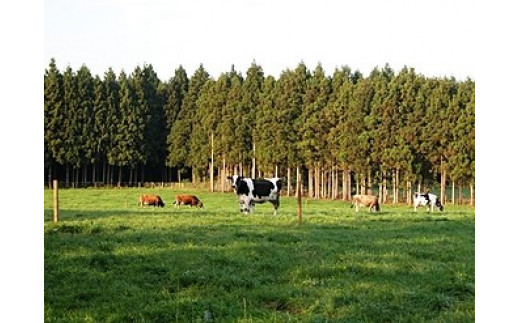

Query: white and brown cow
[413,192,444,212]
[174,194,204,209]
[351,194,381,213]
[227,175,282,215]
[138,194,165,207]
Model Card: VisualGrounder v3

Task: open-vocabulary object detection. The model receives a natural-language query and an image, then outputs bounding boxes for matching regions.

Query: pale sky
[45,0,476,81]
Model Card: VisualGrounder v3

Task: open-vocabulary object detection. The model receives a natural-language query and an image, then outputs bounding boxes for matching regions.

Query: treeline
[44,59,474,204]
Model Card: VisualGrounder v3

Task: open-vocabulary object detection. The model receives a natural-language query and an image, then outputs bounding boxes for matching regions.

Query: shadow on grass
[43,207,239,222]
[45,219,475,322]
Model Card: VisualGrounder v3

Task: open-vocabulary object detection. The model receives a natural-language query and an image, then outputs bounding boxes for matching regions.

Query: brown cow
[351,194,380,212]
[174,194,204,209]
[138,194,165,207]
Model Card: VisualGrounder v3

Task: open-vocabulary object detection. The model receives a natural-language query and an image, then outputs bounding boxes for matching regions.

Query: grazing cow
[174,194,204,209]
[138,194,165,207]
[413,192,444,212]
[227,175,282,215]
[351,194,380,213]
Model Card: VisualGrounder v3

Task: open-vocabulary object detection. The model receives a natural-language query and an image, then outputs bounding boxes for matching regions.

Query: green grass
[44,188,474,322]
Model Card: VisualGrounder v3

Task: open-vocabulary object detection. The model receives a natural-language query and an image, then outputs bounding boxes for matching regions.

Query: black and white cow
[227,175,282,215]
[413,192,444,212]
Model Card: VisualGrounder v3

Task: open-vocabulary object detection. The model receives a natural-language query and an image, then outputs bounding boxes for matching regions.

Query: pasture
[44,188,475,322]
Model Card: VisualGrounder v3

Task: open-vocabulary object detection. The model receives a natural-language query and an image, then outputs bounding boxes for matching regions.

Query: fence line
[44,179,475,206]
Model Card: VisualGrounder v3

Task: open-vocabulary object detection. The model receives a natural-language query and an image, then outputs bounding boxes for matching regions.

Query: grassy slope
[44,188,474,322]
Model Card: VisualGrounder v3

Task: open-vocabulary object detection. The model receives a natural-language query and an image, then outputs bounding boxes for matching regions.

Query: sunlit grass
[45,187,474,322]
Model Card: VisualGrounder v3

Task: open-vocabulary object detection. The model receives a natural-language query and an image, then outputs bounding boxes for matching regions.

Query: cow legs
[269,198,280,216]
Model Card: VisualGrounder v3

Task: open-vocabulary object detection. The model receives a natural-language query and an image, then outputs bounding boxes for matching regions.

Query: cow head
[227,175,242,189]
[158,198,165,207]
[435,199,444,212]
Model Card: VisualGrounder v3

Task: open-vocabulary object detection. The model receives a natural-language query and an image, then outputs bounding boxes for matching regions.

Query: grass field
[44,188,475,322]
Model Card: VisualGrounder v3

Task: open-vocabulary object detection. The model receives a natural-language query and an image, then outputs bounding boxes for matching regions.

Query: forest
[44,59,475,204]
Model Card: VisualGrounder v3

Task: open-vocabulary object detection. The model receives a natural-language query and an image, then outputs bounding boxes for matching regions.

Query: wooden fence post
[53,180,59,223]
[297,167,302,225]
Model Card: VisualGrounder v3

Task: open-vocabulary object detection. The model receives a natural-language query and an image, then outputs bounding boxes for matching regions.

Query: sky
[44,0,477,81]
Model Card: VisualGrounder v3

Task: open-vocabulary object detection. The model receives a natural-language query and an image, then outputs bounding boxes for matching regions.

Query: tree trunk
[252,141,256,179]
[327,167,331,198]
[297,166,302,224]
[367,168,372,193]
[330,166,334,199]
[210,133,214,192]
[396,169,400,203]
[129,167,134,187]
[347,168,352,200]
[287,167,291,197]
[65,164,70,188]
[470,183,474,206]
[308,167,314,198]
[102,162,107,186]
[406,179,412,205]
[83,164,88,187]
[334,166,339,199]
[458,183,464,205]
[109,165,113,187]
[48,164,53,189]
[107,165,111,187]
[382,172,387,204]
[118,166,122,188]
[440,157,446,205]
[391,170,395,204]
[75,167,79,188]
[296,166,300,198]
[314,166,320,199]
[321,167,325,199]
[360,173,365,195]
[92,163,97,187]
[217,166,221,190]
[221,155,226,192]
[452,181,456,204]
[342,167,347,200]
[178,168,182,188]
[378,179,383,205]
[393,169,399,204]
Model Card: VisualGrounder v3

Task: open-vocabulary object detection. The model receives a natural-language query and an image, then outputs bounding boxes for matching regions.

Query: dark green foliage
[255,76,278,171]
[167,65,209,171]
[298,63,331,167]
[76,65,95,166]
[62,66,81,169]
[164,65,189,131]
[43,59,474,191]
[104,68,121,167]
[447,79,475,185]
[44,58,64,169]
